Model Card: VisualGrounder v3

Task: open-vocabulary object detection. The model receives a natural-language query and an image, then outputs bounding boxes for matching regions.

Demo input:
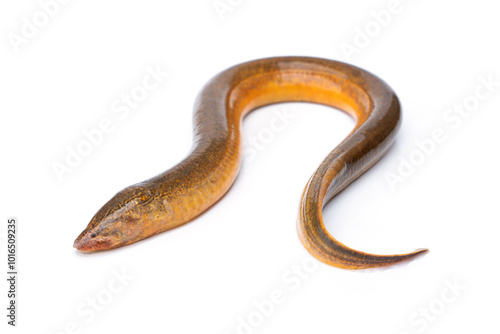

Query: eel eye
[91,233,97,238]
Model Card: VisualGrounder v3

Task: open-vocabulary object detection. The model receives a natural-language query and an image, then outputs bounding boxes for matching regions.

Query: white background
[1,0,499,333]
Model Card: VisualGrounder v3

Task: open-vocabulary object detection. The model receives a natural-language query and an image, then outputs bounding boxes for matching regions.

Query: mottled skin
[74,56,427,269]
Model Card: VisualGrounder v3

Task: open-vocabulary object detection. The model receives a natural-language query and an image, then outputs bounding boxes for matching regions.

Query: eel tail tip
[349,247,430,270]
[413,248,429,255]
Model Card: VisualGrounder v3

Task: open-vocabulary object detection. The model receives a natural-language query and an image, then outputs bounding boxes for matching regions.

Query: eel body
[74,56,427,269]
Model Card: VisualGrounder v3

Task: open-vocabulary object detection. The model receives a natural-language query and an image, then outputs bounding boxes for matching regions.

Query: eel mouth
[73,233,115,252]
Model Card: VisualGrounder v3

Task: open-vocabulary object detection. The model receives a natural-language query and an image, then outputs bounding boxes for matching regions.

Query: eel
[74,56,427,269]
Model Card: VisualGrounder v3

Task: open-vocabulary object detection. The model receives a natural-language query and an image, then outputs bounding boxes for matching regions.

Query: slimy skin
[74,56,427,269]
